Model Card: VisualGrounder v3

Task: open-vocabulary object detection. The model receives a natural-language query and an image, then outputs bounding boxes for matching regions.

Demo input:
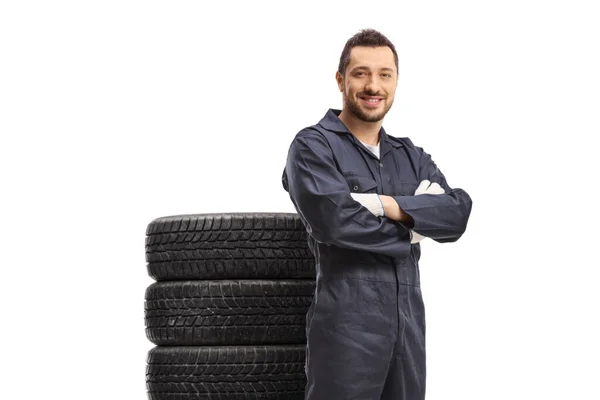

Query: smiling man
[282,29,473,400]
[338,46,396,125]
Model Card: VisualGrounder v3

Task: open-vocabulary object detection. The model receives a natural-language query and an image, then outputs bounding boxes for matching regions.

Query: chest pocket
[398,180,420,196]
[344,174,379,194]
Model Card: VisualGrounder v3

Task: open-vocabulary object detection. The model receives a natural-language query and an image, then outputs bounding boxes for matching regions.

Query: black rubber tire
[145,213,315,281]
[146,345,306,399]
[145,280,315,346]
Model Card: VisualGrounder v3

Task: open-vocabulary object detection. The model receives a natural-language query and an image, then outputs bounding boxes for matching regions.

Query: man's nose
[365,76,382,94]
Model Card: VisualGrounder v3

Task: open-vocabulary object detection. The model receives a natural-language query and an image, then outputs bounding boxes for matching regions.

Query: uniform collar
[317,108,403,148]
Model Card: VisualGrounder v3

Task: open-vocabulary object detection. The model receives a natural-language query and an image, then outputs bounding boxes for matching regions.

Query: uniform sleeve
[284,130,411,258]
[392,147,473,243]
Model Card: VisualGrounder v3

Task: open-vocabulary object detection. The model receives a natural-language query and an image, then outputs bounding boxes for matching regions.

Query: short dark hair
[338,29,399,77]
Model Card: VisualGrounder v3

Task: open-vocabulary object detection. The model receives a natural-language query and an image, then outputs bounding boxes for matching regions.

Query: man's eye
[356,72,366,77]
[382,73,391,78]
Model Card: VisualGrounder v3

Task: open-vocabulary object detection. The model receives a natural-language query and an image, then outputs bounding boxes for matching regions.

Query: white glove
[350,193,385,217]
[415,180,444,195]
[410,180,445,244]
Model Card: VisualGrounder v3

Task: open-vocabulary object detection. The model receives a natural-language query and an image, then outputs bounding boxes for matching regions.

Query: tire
[145,213,315,281]
[146,345,306,400]
[145,280,315,346]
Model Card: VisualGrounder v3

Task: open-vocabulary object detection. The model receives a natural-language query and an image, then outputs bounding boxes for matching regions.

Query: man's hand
[410,180,445,244]
[415,180,444,195]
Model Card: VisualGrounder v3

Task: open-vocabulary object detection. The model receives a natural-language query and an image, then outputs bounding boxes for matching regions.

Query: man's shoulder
[292,124,337,142]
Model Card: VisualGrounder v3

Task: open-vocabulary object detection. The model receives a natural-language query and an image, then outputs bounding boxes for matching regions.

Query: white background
[1,1,599,399]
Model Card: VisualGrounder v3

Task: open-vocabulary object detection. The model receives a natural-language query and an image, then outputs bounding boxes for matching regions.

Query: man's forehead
[348,46,395,71]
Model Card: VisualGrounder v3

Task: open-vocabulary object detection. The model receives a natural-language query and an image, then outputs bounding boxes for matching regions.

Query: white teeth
[367,99,380,102]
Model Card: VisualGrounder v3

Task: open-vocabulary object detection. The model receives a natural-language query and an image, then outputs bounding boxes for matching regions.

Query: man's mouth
[359,96,384,107]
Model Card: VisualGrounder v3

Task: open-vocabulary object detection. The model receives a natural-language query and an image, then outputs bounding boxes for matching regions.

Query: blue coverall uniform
[282,109,473,400]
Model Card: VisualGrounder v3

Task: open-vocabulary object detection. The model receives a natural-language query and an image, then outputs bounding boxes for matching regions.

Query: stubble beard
[343,91,392,123]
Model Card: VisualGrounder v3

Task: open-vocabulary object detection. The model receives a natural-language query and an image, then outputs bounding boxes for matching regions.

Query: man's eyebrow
[350,66,396,72]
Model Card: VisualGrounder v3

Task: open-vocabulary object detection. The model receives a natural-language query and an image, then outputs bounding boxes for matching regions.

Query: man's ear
[335,71,344,92]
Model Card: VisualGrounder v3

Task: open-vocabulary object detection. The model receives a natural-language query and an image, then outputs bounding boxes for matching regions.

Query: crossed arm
[284,130,473,256]
[352,180,447,243]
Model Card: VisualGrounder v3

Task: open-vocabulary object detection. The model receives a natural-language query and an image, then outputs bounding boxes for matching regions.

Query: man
[282,29,472,400]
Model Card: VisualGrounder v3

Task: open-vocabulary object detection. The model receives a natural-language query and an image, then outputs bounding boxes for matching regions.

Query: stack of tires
[144,213,316,399]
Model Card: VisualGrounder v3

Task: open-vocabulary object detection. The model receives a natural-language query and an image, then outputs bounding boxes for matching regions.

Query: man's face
[337,46,398,123]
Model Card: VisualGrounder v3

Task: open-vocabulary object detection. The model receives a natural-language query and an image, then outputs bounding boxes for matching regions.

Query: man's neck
[338,108,383,146]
